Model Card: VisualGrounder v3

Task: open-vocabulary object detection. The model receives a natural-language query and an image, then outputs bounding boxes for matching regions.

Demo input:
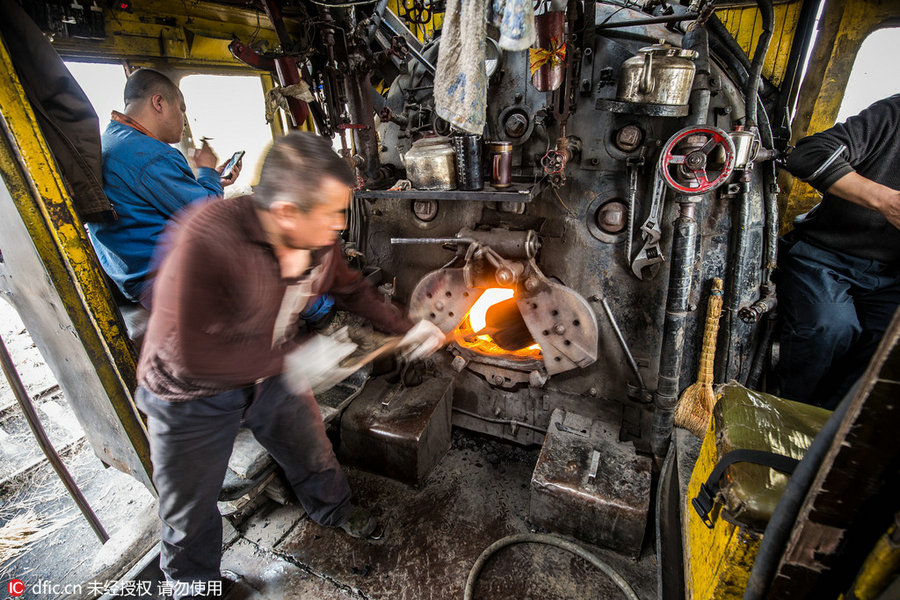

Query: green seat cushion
[712,383,832,529]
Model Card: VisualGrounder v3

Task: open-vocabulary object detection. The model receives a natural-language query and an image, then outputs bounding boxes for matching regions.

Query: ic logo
[8,579,25,596]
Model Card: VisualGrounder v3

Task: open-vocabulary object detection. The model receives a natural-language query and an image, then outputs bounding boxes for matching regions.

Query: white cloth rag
[490,0,536,51]
[434,0,488,134]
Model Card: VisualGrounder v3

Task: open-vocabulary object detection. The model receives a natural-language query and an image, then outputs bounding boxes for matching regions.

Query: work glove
[398,319,446,362]
[283,327,358,394]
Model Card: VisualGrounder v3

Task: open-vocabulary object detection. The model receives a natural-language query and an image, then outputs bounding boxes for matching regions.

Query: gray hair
[252,132,355,212]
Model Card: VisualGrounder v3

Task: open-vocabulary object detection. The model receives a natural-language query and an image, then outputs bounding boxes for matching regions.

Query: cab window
[179,74,273,197]
[65,61,128,127]
[836,27,900,122]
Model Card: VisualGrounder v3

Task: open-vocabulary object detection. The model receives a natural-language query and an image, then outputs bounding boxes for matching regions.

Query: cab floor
[220,429,658,600]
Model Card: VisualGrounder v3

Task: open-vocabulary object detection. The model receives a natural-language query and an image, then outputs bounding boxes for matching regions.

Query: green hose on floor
[463,533,640,600]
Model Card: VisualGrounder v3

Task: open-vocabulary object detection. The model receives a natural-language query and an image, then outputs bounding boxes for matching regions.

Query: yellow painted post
[780,0,897,232]
[0,35,153,489]
[843,511,900,600]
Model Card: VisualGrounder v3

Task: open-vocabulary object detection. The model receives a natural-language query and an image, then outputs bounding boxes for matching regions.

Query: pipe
[707,10,780,379]
[742,381,857,600]
[745,310,776,389]
[755,95,779,278]
[392,237,475,245]
[683,26,711,126]
[557,0,578,138]
[273,57,310,128]
[0,333,109,543]
[719,178,752,382]
[776,0,823,129]
[743,0,774,128]
[597,12,699,29]
[345,68,382,181]
[740,283,777,325]
[452,407,547,435]
[463,533,639,600]
[651,202,699,457]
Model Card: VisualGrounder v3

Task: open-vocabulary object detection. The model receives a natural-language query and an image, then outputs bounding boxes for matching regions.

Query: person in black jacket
[777,94,900,409]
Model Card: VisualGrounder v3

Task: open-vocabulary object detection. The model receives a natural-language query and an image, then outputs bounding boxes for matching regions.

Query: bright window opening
[64,61,128,127]
[836,28,900,123]
[179,74,273,197]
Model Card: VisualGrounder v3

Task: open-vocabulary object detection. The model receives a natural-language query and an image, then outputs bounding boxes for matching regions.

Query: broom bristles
[674,381,717,437]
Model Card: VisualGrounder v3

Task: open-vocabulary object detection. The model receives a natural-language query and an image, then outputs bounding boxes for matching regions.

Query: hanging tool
[631,168,667,280]
[624,154,644,269]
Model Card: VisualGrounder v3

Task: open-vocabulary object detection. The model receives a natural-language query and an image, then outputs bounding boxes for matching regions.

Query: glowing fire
[454,288,542,359]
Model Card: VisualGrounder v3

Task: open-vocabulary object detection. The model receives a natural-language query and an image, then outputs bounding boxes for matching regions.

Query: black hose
[755,93,779,277]
[720,180,752,383]
[743,0,774,128]
[684,26,711,127]
[708,14,751,73]
[651,203,699,457]
[742,381,858,600]
[707,5,779,380]
[745,310,776,389]
[597,12,699,29]
[463,533,639,600]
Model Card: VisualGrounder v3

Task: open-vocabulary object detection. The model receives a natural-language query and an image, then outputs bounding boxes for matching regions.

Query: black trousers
[776,236,900,408]
[136,376,352,597]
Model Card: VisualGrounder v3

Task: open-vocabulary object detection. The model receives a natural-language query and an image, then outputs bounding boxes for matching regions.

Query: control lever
[631,170,667,280]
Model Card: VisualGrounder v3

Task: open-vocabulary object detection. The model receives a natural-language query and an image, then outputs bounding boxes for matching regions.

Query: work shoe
[339,505,377,539]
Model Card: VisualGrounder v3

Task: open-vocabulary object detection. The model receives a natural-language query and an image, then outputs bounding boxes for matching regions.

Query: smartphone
[221,150,245,180]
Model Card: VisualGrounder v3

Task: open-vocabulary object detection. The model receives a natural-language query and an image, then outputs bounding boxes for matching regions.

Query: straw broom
[0,510,47,565]
[674,278,724,437]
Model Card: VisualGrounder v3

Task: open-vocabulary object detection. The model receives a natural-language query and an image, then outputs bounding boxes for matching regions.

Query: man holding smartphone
[87,68,242,318]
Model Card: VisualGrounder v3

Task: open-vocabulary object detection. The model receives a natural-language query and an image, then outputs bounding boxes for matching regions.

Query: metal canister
[617,44,698,106]
[453,133,483,190]
[531,11,566,92]
[489,141,513,188]
[402,136,457,190]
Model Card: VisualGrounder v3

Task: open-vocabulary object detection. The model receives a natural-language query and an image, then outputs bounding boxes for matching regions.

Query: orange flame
[454,288,542,359]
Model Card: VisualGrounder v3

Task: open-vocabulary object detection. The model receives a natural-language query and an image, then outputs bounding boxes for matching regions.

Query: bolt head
[553,324,566,335]
[596,201,627,234]
[504,113,529,138]
[496,268,514,285]
[616,125,643,152]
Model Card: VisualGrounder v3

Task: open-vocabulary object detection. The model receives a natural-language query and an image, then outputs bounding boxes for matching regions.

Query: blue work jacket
[87,120,223,303]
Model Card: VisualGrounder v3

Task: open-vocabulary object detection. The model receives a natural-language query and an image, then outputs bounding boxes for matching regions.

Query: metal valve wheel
[659,126,736,193]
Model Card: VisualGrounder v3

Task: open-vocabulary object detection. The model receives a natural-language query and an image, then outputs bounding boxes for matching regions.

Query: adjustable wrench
[631,170,667,280]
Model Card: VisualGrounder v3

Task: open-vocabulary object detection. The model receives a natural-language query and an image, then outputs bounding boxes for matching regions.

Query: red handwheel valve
[659,126,736,193]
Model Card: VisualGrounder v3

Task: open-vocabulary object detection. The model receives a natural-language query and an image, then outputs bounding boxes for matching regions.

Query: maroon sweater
[138,195,413,401]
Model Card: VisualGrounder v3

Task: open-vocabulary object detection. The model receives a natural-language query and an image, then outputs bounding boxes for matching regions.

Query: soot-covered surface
[222,430,657,599]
